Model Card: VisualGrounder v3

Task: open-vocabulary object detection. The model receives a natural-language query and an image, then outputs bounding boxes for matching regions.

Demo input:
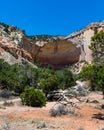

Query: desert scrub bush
[1,123,10,130]
[77,86,89,96]
[50,103,69,117]
[0,22,9,34]
[67,85,89,98]
[0,89,12,98]
[79,64,104,98]
[20,87,47,107]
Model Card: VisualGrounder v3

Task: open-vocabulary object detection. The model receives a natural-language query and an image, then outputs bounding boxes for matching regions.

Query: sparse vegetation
[78,31,104,98]
[27,34,54,42]
[0,22,9,28]
[0,22,9,34]
[1,123,10,130]
[50,104,69,117]
[37,67,76,96]
[7,49,18,59]
[79,65,104,97]
[89,31,104,64]
[0,59,30,94]
[0,58,76,97]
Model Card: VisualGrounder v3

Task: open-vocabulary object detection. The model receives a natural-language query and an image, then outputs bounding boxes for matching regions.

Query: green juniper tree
[89,31,104,64]
[79,31,104,98]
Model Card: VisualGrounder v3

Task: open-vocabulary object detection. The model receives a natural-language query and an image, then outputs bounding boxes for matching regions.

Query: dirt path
[0,98,21,105]
[0,92,104,130]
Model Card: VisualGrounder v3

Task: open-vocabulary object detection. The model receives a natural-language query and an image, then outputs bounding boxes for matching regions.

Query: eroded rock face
[0,36,32,62]
[65,21,104,63]
[0,24,32,63]
[36,40,81,68]
[17,35,81,68]
[0,23,82,68]
[0,21,104,68]
[29,21,104,68]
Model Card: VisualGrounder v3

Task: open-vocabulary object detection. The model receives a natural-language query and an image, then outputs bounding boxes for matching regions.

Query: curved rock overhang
[35,39,81,69]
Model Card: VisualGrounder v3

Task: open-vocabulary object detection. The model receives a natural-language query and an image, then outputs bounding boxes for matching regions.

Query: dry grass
[0,92,104,130]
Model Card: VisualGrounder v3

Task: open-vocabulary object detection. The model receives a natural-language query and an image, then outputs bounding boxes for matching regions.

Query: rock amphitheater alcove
[36,40,81,69]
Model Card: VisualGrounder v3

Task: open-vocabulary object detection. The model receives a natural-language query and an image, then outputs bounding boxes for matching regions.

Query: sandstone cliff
[65,21,104,63]
[0,21,104,68]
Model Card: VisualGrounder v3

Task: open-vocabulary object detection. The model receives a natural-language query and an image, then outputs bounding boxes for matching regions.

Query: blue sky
[0,0,104,36]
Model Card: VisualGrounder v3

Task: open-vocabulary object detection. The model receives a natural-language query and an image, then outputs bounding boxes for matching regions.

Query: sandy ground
[0,92,104,130]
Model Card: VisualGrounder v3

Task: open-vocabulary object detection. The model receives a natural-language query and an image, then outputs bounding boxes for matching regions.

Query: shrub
[68,86,89,97]
[39,74,58,95]
[20,87,47,107]
[77,86,89,96]
[50,104,69,117]
[55,68,76,89]
[4,27,9,34]
[79,65,104,98]
[89,31,104,64]
[0,89,12,98]
[38,68,76,96]
[0,22,9,34]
